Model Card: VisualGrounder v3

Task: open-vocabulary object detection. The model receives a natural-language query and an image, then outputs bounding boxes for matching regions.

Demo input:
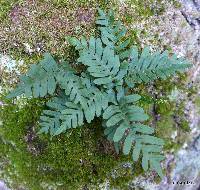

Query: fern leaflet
[96,8,131,59]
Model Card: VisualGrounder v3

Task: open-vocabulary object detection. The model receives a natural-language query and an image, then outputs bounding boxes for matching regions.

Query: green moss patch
[0,96,133,189]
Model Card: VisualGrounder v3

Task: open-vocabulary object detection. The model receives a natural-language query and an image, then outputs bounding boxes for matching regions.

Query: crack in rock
[181,11,200,29]
[179,0,200,30]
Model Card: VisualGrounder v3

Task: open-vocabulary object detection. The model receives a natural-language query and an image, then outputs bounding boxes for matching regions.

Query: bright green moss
[155,99,174,115]
[0,95,138,189]
[170,0,182,8]
[175,102,190,132]
[155,116,184,152]
[155,100,190,152]
[179,120,190,132]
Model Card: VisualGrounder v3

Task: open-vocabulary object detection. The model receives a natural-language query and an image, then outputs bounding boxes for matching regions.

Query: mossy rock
[0,96,136,189]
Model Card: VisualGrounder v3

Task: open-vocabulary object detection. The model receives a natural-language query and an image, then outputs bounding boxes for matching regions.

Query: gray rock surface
[129,0,200,189]
[0,181,10,190]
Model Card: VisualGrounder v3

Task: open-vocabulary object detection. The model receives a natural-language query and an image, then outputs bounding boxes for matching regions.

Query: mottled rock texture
[129,0,200,189]
[0,181,9,190]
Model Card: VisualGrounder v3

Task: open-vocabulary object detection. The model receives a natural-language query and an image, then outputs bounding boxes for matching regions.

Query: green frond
[77,37,127,87]
[57,71,110,123]
[7,53,60,98]
[39,94,85,136]
[102,94,165,178]
[39,95,68,136]
[56,101,84,135]
[56,71,91,106]
[103,94,149,142]
[125,46,192,87]
[39,88,110,136]
[96,8,131,60]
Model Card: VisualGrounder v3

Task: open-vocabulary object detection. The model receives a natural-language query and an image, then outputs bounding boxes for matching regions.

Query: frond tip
[126,46,192,87]
[7,53,59,98]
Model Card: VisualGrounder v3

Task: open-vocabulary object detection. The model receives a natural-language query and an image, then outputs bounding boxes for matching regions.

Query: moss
[179,120,190,132]
[175,102,190,131]
[170,0,182,8]
[195,96,200,114]
[155,100,190,152]
[155,99,174,115]
[51,0,114,9]
[1,95,139,189]
[0,0,24,20]
[125,0,166,18]
[124,13,134,24]
[155,116,183,152]
[108,161,144,189]
[156,116,175,139]
[0,0,121,59]
[0,0,168,59]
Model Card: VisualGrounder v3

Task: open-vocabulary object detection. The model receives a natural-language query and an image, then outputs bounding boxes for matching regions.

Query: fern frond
[56,71,91,106]
[96,8,131,60]
[57,70,110,123]
[39,95,68,135]
[68,9,131,59]
[123,130,165,178]
[7,53,60,98]
[103,94,149,142]
[125,46,192,87]
[77,37,128,86]
[39,87,110,136]
[56,101,84,135]
[39,94,84,136]
[103,94,165,177]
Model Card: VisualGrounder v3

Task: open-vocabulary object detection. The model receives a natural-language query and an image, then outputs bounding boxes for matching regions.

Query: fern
[68,8,130,60]
[102,94,165,177]
[96,8,131,60]
[77,37,128,86]
[39,94,84,136]
[7,8,192,178]
[7,53,60,98]
[56,70,110,122]
[125,46,192,87]
[39,95,68,135]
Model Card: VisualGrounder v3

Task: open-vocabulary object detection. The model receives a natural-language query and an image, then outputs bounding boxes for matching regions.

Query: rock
[0,181,10,190]
[128,0,200,189]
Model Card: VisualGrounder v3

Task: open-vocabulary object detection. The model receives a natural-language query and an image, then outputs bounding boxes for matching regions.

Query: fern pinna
[7,8,191,178]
